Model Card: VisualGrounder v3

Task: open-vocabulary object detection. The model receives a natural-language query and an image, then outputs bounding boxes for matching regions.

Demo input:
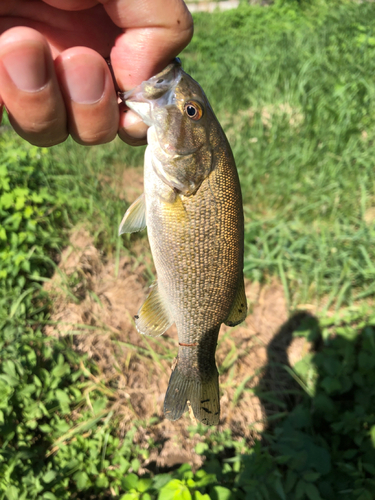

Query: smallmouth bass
[119,59,246,425]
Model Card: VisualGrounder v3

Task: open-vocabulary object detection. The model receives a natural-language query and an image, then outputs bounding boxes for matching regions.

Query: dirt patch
[45,226,311,470]
[119,166,144,203]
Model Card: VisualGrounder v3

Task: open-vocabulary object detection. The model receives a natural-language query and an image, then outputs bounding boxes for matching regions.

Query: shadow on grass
[256,311,316,418]
[204,309,375,499]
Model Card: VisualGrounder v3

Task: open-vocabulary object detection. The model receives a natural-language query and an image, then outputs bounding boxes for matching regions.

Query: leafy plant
[0,132,151,499]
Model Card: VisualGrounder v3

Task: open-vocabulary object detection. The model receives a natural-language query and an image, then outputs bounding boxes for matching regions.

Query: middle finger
[55,47,119,145]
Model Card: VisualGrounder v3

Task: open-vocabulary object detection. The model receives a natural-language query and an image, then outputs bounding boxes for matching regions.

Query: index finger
[101,0,193,91]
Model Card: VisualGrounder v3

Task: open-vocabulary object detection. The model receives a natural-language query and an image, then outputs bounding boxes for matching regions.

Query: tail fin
[164,364,220,425]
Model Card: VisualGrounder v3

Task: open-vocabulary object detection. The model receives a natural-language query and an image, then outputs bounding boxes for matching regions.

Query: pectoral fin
[118,194,146,235]
[225,279,247,327]
[135,282,173,336]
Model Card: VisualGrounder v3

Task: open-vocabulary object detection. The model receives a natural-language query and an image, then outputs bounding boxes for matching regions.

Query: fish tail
[164,364,220,425]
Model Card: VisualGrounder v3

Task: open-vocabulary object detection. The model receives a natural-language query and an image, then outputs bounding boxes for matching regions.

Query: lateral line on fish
[179,342,198,347]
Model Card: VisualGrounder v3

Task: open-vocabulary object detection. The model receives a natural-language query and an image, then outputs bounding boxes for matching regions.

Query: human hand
[0,0,193,147]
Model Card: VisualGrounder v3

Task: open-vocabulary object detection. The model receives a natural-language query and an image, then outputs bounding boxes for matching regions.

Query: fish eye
[184,101,203,120]
[156,78,164,84]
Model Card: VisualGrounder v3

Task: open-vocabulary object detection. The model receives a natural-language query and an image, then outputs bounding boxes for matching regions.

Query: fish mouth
[121,58,181,100]
[119,58,182,126]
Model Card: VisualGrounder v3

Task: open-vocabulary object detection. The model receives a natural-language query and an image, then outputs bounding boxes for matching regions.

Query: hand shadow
[255,311,321,423]
[205,308,375,499]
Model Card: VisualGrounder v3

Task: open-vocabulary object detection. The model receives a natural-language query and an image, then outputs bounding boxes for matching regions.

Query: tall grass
[47,136,145,253]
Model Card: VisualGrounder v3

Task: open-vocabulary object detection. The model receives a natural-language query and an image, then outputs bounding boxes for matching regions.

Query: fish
[119,59,246,425]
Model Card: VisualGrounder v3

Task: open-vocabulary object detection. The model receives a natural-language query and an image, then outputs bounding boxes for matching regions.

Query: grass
[46,136,144,253]
[3,1,375,499]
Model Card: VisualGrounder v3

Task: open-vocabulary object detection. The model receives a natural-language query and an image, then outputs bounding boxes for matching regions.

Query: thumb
[101,0,193,91]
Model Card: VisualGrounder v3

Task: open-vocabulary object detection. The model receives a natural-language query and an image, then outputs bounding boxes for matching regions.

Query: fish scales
[119,59,246,425]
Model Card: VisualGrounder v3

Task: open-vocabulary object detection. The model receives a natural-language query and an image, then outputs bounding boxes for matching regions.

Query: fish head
[122,60,216,196]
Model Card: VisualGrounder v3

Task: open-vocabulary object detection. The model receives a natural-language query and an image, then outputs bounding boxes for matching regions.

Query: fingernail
[2,44,47,92]
[63,55,105,104]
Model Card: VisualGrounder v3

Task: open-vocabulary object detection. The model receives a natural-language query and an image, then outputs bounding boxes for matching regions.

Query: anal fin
[135,281,173,337]
[119,193,146,235]
[225,279,247,327]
